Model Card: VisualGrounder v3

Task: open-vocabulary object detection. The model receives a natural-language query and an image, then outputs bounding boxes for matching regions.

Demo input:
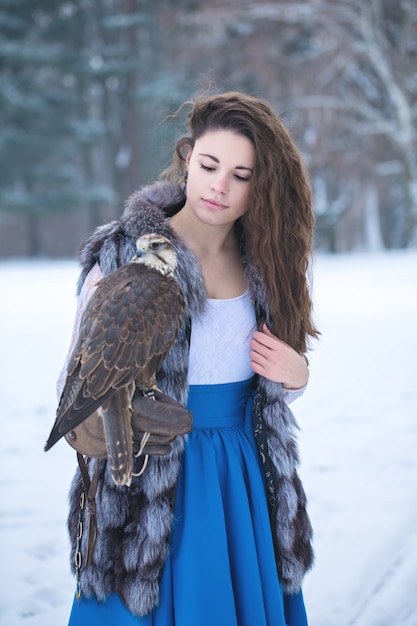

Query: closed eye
[201,164,250,181]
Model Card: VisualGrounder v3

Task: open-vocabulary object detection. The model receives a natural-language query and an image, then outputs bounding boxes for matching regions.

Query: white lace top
[188,291,256,385]
[187,292,306,404]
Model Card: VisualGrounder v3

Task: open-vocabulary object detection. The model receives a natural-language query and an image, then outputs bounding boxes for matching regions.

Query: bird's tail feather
[100,388,134,487]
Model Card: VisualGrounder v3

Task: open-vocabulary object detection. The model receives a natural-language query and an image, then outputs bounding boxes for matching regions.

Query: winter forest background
[1,0,417,258]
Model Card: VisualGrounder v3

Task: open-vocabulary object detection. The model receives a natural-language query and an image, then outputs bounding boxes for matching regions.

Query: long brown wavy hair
[163,91,319,355]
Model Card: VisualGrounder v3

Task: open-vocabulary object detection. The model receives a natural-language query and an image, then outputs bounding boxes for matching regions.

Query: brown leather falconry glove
[65,389,192,459]
[131,389,193,456]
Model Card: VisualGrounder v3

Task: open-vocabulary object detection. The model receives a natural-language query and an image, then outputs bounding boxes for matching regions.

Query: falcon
[45,233,186,487]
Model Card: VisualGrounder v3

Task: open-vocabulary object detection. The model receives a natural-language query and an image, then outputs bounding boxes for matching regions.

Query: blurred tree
[291,0,417,249]
[0,0,161,253]
[0,0,83,255]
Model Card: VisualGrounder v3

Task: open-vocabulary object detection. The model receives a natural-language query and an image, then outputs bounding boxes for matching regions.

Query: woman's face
[184,129,255,228]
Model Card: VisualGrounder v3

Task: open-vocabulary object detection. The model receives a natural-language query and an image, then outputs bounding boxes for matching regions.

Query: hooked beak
[136,246,147,258]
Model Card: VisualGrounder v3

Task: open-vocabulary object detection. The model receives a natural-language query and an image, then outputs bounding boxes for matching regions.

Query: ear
[185,148,192,167]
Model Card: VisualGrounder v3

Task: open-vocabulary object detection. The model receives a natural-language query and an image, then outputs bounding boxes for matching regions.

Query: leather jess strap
[76,452,99,566]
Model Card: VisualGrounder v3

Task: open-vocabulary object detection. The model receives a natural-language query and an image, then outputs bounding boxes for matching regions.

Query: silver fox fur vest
[67,181,314,616]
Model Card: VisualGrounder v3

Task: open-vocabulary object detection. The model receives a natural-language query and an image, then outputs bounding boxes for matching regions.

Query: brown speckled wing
[44,262,185,456]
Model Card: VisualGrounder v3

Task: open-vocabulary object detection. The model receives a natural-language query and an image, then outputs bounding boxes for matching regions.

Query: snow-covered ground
[0,252,416,626]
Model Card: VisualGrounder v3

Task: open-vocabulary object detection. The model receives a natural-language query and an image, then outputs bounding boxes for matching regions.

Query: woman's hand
[250,324,309,389]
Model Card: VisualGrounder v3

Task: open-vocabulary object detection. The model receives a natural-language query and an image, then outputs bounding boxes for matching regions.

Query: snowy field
[0,251,416,626]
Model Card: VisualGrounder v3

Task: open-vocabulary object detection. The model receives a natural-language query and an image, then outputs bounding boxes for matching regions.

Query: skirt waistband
[186,378,255,429]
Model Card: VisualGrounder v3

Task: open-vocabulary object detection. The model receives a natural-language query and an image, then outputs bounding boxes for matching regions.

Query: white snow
[0,252,416,626]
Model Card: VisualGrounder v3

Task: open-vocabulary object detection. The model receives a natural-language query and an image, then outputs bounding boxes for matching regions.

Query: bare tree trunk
[363,182,384,251]
[357,3,417,245]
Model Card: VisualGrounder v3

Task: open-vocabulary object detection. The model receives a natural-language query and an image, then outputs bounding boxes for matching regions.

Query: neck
[170,206,237,259]
[170,205,245,299]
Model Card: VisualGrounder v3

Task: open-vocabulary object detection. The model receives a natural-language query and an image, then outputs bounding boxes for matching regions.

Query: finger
[250,359,266,376]
[260,324,288,348]
[249,340,273,365]
[251,331,273,351]
[261,323,274,337]
[249,349,268,367]
[253,324,283,350]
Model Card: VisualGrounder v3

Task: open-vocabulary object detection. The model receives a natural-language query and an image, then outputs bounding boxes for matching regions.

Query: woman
[61,91,319,625]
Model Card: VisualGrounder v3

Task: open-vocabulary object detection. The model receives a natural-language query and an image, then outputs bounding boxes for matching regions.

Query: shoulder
[78,182,186,292]
[76,182,205,317]
[121,181,185,236]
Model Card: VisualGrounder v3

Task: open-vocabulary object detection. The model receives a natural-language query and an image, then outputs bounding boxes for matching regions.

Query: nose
[210,172,228,194]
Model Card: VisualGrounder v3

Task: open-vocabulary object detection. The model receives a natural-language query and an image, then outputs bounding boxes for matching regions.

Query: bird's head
[133,234,177,276]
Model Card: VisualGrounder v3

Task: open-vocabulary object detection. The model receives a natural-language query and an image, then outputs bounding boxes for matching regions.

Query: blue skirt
[68,379,308,626]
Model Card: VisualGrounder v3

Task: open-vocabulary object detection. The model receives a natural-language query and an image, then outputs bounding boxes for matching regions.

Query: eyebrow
[198,153,253,172]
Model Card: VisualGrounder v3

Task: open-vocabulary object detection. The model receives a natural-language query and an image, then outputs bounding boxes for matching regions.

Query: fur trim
[258,377,314,593]
[68,180,313,615]
[69,439,186,616]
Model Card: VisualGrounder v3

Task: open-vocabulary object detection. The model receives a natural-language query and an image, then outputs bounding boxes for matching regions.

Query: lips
[202,198,228,210]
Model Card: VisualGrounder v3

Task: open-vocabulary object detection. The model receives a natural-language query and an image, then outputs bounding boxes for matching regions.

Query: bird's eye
[150,241,160,250]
